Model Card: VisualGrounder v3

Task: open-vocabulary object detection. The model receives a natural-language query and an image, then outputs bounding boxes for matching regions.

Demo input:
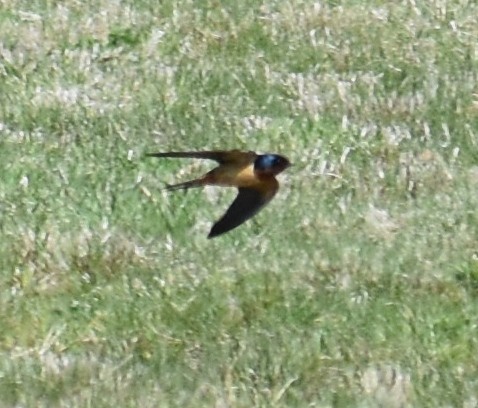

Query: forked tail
[165,178,206,191]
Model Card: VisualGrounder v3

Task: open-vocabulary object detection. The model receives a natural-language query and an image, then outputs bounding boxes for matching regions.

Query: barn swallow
[147,150,291,238]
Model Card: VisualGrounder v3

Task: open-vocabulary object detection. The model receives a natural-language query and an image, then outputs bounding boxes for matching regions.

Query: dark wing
[208,183,278,238]
[146,150,256,165]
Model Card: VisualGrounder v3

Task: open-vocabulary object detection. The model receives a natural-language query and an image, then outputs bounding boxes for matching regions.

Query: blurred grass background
[1,0,478,406]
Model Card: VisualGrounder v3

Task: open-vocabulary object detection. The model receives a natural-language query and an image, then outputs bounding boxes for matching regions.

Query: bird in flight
[147,150,291,238]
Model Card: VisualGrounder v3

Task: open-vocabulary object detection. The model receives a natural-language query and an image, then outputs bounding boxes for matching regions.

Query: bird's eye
[273,157,286,167]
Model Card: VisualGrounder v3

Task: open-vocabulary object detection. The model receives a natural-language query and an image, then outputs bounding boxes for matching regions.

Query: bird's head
[254,154,291,176]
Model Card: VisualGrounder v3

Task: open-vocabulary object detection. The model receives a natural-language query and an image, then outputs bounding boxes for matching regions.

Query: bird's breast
[211,164,268,188]
[235,165,261,187]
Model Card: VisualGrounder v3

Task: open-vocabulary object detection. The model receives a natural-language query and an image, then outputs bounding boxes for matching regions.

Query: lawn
[1,0,478,406]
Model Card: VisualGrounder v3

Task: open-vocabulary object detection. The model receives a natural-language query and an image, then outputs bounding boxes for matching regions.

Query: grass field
[1,0,478,406]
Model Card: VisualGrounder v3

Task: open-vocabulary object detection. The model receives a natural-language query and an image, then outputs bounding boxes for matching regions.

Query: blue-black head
[254,154,291,175]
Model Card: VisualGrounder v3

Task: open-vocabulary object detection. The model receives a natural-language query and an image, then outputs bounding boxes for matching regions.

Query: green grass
[1,0,478,406]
